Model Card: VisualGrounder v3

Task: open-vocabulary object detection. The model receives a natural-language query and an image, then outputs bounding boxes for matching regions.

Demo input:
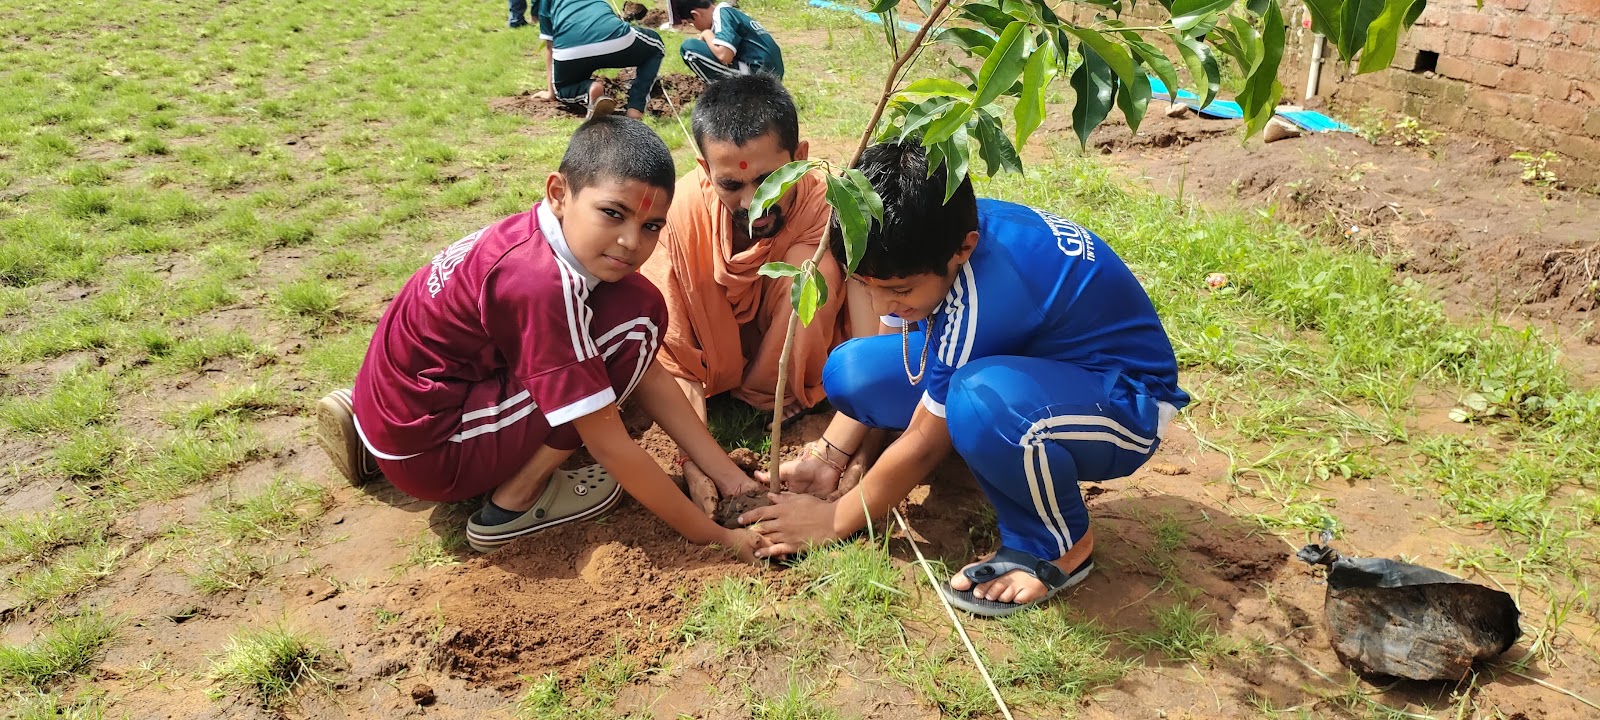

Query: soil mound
[412,503,760,689]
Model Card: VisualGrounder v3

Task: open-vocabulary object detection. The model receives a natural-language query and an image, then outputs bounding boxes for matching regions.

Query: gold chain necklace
[901,319,934,384]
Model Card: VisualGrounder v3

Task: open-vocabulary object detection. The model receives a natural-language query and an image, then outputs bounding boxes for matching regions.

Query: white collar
[537,202,598,286]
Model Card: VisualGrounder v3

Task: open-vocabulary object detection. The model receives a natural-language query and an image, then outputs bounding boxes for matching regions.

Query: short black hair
[559,115,676,196]
[831,142,978,279]
[690,74,800,155]
[674,0,714,15]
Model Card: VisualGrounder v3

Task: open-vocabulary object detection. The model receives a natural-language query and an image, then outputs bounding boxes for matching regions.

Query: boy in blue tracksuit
[532,0,665,118]
[741,142,1189,617]
[674,0,783,82]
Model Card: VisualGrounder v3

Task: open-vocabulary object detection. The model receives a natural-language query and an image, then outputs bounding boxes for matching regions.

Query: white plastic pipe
[1306,33,1326,100]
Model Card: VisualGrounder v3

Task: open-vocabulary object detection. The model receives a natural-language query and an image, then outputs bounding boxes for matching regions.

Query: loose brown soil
[713,490,771,527]
[621,1,648,22]
[1088,109,1600,349]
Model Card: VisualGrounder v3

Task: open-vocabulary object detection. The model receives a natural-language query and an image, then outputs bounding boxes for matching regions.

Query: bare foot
[782,403,805,422]
[625,108,644,120]
[948,528,1095,605]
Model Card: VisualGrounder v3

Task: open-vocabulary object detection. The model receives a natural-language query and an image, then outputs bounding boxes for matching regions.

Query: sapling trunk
[761,0,955,490]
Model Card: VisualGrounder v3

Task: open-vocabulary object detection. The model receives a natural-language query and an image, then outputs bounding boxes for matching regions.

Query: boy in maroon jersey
[314,116,765,557]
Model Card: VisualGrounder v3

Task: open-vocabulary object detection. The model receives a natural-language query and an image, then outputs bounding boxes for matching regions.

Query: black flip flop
[938,547,1095,618]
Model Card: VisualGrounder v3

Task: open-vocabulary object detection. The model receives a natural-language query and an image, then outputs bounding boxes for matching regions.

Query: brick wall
[1283,0,1600,182]
[1061,1,1599,183]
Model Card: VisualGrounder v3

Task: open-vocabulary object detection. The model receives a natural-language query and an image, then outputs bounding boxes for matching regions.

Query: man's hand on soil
[755,453,838,498]
[739,493,839,560]
[533,89,554,101]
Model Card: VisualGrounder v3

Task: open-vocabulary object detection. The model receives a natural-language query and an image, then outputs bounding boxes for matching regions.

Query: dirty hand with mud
[755,439,847,497]
[739,492,840,559]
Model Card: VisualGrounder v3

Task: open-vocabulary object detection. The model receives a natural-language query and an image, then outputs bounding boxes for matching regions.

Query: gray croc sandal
[466,465,621,553]
[938,547,1094,618]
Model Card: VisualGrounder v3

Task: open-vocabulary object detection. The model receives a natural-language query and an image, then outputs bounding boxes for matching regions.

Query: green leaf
[915,0,933,16]
[1171,0,1233,34]
[936,27,997,57]
[1115,70,1152,134]
[825,174,870,275]
[973,111,1023,176]
[922,101,973,146]
[1301,0,1341,38]
[1402,0,1427,27]
[1174,34,1221,108]
[1357,0,1421,73]
[1069,41,1116,149]
[1246,0,1270,14]
[958,4,1013,34]
[1121,32,1182,109]
[792,263,827,326]
[1238,0,1285,140]
[897,97,961,143]
[867,0,898,13]
[973,21,1030,109]
[1014,40,1054,149]
[1337,0,1389,63]
[941,127,970,203]
[1185,13,1221,39]
[893,78,975,105]
[1228,14,1265,75]
[758,261,803,279]
[749,161,815,236]
[843,168,883,223]
[1065,28,1140,90]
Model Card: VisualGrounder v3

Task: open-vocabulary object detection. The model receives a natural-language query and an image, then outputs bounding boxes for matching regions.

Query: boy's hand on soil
[755,454,838,497]
[739,493,839,560]
[721,527,767,564]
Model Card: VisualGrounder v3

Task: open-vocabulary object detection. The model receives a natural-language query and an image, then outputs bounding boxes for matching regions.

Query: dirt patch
[490,73,703,120]
[409,504,761,689]
[1087,108,1600,350]
[621,1,648,21]
[713,490,771,527]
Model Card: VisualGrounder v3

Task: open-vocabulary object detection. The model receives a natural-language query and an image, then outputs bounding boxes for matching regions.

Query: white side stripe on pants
[684,50,742,78]
[1020,414,1157,556]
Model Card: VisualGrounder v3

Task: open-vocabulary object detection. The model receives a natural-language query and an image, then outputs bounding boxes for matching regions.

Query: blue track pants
[823,330,1174,561]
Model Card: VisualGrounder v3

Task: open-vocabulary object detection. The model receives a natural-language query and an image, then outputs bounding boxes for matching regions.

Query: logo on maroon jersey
[427,229,485,297]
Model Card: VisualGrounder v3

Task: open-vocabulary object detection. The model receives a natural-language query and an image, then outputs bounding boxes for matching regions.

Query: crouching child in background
[315,117,764,558]
[743,142,1190,616]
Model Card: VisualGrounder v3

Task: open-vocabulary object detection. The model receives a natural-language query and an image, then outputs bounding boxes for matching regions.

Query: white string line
[891,507,1016,720]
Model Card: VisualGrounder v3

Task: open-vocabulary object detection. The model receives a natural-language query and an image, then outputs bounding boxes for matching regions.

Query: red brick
[1513,17,1559,42]
[1475,62,1509,87]
[1554,0,1600,14]
[1536,98,1587,130]
[1492,17,1514,37]
[1471,37,1520,64]
[1568,23,1594,46]
[1574,80,1600,102]
[1584,109,1600,135]
[1438,56,1477,80]
[1565,136,1600,165]
[1545,47,1597,75]
[1409,26,1446,49]
[1519,46,1544,66]
[1495,0,1532,9]
[1454,11,1494,34]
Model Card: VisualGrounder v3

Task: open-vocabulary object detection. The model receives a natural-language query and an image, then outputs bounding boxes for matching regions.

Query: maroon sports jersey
[352,203,637,457]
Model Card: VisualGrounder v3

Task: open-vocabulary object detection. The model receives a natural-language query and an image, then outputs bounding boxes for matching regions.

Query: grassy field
[3,0,1598,717]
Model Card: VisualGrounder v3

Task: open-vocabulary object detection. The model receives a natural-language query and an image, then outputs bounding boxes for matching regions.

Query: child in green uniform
[533,0,666,118]
[675,0,783,82]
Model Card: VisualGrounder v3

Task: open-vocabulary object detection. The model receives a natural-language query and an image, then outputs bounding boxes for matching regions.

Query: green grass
[200,477,329,543]
[1,367,115,435]
[992,607,1134,706]
[400,529,467,570]
[175,381,294,430]
[53,427,125,481]
[128,419,262,499]
[8,690,107,720]
[677,575,780,652]
[789,538,911,649]
[1131,602,1233,664]
[189,548,276,595]
[516,641,648,720]
[0,612,119,689]
[206,623,335,708]
[7,541,124,610]
[0,508,106,564]
[748,678,842,720]
[273,278,344,328]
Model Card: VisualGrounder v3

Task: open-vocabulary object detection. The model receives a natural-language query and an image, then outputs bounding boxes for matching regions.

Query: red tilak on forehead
[739,161,748,170]
[639,190,654,213]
